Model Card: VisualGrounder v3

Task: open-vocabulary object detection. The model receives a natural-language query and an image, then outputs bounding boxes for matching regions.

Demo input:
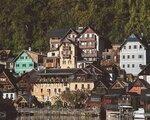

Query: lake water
[16,115,100,120]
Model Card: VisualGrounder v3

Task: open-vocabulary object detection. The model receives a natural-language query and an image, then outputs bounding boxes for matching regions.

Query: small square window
[123,65,125,68]
[132,55,135,58]
[52,53,55,56]
[129,46,131,49]
[22,64,26,67]
[134,45,137,49]
[123,55,125,59]
[138,55,143,58]
[132,64,135,68]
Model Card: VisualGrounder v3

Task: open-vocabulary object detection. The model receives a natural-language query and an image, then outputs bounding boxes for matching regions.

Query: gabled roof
[120,34,148,50]
[76,26,99,38]
[61,28,78,41]
[48,28,70,38]
[111,79,127,89]
[129,78,150,90]
[138,63,150,75]
[0,69,18,90]
[13,50,41,63]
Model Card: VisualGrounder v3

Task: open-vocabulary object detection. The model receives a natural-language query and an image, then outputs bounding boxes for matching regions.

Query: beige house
[31,68,95,104]
[32,81,94,104]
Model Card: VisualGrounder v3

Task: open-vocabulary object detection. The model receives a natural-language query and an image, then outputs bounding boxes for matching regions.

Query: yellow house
[31,68,94,104]
[59,29,82,69]
[32,81,94,104]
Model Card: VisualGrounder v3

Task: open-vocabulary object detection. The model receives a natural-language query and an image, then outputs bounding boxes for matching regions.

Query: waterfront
[16,115,100,120]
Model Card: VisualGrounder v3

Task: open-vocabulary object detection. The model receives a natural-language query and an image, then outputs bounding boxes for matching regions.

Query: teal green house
[13,50,43,76]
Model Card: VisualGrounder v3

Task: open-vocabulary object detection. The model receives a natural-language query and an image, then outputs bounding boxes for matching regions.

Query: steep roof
[138,63,150,75]
[39,68,79,76]
[129,78,150,90]
[48,28,70,38]
[120,34,149,50]
[13,50,41,63]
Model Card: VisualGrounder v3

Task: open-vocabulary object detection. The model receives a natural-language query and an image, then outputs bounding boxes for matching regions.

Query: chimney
[28,47,31,51]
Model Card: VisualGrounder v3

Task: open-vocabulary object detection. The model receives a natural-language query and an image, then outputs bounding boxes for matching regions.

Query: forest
[0,0,149,54]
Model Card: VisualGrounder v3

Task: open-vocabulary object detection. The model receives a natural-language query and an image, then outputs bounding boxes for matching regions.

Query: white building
[120,34,150,76]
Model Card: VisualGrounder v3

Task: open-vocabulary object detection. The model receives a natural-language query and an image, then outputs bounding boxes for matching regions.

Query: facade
[102,44,120,65]
[59,29,81,69]
[77,26,111,62]
[32,68,94,104]
[120,34,150,76]
[13,50,43,76]
[0,69,17,100]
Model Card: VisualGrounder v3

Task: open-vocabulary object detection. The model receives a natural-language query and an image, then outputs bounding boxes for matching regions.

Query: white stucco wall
[3,92,17,100]
[120,41,146,76]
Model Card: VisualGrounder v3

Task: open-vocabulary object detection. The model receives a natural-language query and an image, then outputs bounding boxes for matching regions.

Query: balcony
[79,45,95,49]
[63,54,71,58]
[80,38,96,42]
[63,46,71,50]
[82,53,97,57]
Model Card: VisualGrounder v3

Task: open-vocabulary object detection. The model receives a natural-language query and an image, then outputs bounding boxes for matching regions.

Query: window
[62,60,66,64]
[138,55,143,58]
[22,64,26,67]
[10,94,13,99]
[134,45,137,49]
[81,84,84,89]
[139,45,142,49]
[52,53,55,56]
[129,46,131,49]
[87,84,90,89]
[16,64,19,67]
[29,64,33,67]
[132,64,135,68]
[124,46,126,49]
[75,84,78,90]
[127,55,130,59]
[47,89,51,94]
[87,34,89,38]
[26,56,28,59]
[58,89,61,93]
[127,64,130,68]
[132,55,135,59]
[54,88,57,93]
[106,55,111,59]
[122,64,125,68]
[41,89,43,93]
[20,56,24,59]
[122,55,125,59]
[6,94,8,98]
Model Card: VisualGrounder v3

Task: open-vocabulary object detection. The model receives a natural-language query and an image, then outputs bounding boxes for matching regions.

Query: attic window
[139,45,142,49]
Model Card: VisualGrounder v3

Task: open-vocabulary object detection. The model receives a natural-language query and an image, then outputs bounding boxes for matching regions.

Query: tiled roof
[120,33,149,50]
[48,28,70,38]
[39,68,79,76]
[128,78,150,90]
[138,63,150,75]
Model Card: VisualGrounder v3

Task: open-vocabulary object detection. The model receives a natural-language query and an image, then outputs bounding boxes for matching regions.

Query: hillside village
[0,26,150,118]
